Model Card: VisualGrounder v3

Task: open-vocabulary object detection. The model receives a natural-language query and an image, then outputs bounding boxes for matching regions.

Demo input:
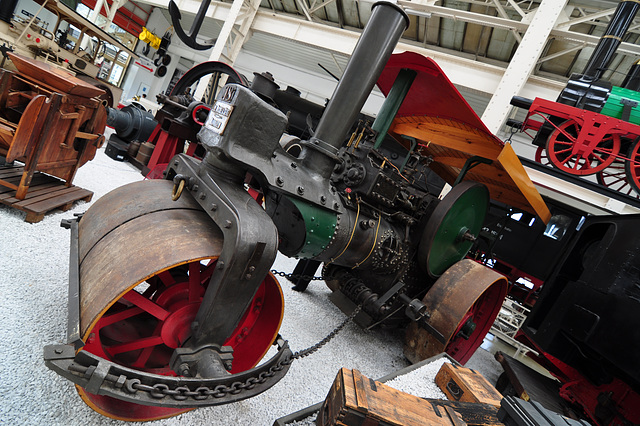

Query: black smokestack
[303,1,409,176]
[583,0,640,79]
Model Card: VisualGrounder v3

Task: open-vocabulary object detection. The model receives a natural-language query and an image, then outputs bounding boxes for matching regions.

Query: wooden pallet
[0,165,93,223]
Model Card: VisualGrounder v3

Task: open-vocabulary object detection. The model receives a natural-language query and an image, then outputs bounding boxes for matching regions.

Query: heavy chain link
[73,300,362,403]
[270,269,324,282]
[121,362,288,400]
[288,304,362,361]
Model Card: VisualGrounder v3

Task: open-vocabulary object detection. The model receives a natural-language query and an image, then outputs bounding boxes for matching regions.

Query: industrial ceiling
[141,0,640,120]
[149,0,640,84]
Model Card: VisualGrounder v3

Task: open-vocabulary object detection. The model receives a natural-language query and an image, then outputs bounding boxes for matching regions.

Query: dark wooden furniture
[0,53,106,221]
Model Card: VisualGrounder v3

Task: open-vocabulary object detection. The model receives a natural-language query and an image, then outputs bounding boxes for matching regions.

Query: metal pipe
[622,59,640,91]
[582,0,640,79]
[372,68,417,149]
[305,1,409,172]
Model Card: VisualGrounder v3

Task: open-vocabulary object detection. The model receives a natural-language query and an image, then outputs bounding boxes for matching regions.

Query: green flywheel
[418,181,489,277]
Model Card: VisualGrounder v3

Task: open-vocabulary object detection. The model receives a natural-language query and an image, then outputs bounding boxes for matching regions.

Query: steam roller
[45,0,551,420]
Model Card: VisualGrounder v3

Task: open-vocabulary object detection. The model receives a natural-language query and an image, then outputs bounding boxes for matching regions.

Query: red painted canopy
[377,52,550,223]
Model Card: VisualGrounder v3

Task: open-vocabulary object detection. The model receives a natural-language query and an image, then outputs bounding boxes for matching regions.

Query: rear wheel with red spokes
[534,146,550,166]
[597,161,640,199]
[546,120,620,176]
[625,139,640,197]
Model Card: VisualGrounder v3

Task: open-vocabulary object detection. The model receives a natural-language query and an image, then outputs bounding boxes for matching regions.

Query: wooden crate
[435,363,503,408]
[317,368,467,426]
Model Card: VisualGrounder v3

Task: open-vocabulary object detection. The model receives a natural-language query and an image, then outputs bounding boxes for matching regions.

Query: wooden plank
[0,168,92,223]
[23,188,92,223]
[0,171,60,201]
[498,143,552,223]
[318,368,468,425]
[6,95,47,162]
[423,399,501,426]
[7,52,105,98]
[0,168,25,178]
[25,187,92,210]
[352,369,370,414]
[14,185,89,208]
[1,181,62,203]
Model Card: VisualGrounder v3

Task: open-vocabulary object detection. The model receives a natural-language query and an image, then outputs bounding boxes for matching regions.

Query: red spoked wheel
[597,161,640,199]
[404,259,508,365]
[546,120,620,176]
[534,146,550,166]
[625,139,640,196]
[75,180,284,421]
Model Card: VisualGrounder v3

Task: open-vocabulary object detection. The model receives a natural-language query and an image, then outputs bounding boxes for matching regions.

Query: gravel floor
[0,140,499,425]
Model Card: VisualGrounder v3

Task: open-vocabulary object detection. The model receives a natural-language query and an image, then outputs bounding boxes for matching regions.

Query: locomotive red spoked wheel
[534,146,550,166]
[625,139,640,196]
[598,161,640,199]
[75,180,284,421]
[546,120,620,176]
[404,259,507,365]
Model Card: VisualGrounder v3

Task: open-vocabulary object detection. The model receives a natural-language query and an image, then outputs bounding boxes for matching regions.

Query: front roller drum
[75,180,284,421]
[404,259,507,365]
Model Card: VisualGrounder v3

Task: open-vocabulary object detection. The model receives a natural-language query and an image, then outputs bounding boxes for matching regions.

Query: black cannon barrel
[583,0,640,79]
[106,105,157,143]
[306,1,409,169]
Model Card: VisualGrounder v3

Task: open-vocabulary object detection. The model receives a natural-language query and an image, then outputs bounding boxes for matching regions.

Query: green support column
[372,68,417,149]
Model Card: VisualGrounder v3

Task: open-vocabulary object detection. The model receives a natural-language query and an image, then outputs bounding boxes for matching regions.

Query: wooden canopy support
[391,115,551,223]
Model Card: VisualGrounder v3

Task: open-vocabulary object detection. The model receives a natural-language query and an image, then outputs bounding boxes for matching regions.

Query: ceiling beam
[137,0,567,99]
[395,1,640,56]
[555,7,616,29]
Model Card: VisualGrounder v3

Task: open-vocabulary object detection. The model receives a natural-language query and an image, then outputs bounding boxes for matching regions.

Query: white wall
[13,0,59,30]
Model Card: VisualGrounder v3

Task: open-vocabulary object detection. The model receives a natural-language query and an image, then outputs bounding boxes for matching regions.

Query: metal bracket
[453,156,493,186]
[166,154,279,350]
[60,216,84,351]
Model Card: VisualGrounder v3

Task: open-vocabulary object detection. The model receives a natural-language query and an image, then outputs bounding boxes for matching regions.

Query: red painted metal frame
[145,124,184,173]
[522,98,640,166]
[478,257,544,307]
[627,139,640,193]
[81,0,146,36]
[515,332,640,426]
